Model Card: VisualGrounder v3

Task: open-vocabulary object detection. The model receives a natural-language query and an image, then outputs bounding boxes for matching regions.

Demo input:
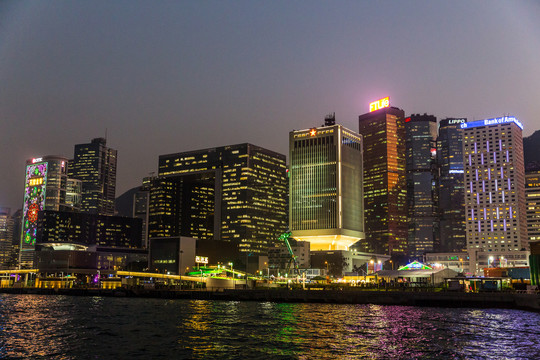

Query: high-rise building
[525,170,540,242]
[438,118,467,252]
[405,114,438,258]
[289,121,364,250]
[71,138,117,215]
[462,116,527,255]
[0,208,15,269]
[19,156,69,268]
[158,143,287,254]
[146,172,217,242]
[358,101,407,255]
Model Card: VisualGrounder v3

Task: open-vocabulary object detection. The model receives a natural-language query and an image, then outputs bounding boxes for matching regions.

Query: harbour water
[0,294,539,359]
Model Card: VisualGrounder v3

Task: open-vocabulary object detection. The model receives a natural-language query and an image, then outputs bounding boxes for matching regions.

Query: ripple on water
[1,295,540,359]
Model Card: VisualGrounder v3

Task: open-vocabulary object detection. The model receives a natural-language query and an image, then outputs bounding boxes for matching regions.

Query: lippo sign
[369,97,390,112]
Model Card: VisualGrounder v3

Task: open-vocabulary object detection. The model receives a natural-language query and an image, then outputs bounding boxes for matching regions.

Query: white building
[461,116,527,274]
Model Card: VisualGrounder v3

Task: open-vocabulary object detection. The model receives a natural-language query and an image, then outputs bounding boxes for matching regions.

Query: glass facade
[289,124,364,250]
[405,114,438,258]
[358,107,407,255]
[437,118,466,252]
[71,138,117,215]
[158,143,287,254]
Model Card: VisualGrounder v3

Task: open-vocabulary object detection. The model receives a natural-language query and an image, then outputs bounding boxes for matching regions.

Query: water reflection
[1,294,540,359]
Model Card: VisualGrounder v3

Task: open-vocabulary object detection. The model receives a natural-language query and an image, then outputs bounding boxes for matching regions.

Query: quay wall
[1,288,539,312]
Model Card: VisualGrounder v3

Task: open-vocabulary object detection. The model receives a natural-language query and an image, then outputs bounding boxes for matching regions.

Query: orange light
[369,97,390,112]
[310,129,317,136]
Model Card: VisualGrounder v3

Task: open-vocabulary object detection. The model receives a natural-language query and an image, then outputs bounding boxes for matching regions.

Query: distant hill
[523,130,540,171]
[115,186,141,217]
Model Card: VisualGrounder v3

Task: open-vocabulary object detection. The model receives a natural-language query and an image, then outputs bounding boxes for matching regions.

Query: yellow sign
[195,256,208,264]
[369,97,390,112]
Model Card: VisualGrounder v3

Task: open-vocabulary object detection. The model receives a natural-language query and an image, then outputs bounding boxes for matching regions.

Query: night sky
[1,1,539,211]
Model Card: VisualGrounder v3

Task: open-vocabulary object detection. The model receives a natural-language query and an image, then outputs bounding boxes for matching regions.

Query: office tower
[358,101,407,255]
[133,178,151,248]
[462,116,527,253]
[158,143,287,254]
[289,120,364,250]
[71,138,117,215]
[526,170,540,242]
[438,118,467,252]
[405,114,438,258]
[147,173,217,242]
[0,208,15,269]
[19,156,69,268]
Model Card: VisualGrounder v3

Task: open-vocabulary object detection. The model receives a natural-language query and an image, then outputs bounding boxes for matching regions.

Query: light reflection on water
[0,294,539,359]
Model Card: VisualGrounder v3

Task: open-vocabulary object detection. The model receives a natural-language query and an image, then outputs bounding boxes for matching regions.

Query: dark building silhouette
[437,118,466,252]
[36,210,142,249]
[405,114,438,258]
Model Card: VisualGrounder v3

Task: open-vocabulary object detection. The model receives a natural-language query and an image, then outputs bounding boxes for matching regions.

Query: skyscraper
[358,101,407,255]
[289,121,364,250]
[19,156,69,268]
[0,208,15,269]
[71,138,117,215]
[525,170,540,242]
[405,114,438,258]
[158,143,287,254]
[462,116,527,254]
[438,118,466,252]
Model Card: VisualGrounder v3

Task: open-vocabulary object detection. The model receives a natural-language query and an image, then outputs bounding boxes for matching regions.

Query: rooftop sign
[460,116,523,130]
[369,97,389,112]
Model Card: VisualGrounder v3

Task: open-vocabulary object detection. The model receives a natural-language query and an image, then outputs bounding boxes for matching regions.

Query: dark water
[0,295,539,359]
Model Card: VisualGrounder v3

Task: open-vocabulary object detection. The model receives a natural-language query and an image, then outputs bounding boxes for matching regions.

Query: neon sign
[32,158,43,163]
[369,97,389,112]
[449,169,464,174]
[310,129,317,136]
[22,162,48,246]
[460,116,523,130]
[448,119,466,124]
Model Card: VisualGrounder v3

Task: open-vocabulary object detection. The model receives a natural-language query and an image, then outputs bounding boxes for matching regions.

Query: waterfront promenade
[1,287,539,312]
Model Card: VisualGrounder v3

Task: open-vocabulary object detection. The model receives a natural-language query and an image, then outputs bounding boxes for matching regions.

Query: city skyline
[1,1,540,211]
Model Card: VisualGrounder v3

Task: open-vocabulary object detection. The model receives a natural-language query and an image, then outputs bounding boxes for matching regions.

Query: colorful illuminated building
[19,156,69,268]
[358,100,407,255]
[437,118,467,252]
[462,116,527,271]
[289,117,364,250]
[158,143,287,254]
[405,114,438,259]
[71,138,117,215]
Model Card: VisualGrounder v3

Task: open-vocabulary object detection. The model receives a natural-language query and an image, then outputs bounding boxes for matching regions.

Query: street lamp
[228,262,234,289]
[389,260,393,271]
[324,261,329,275]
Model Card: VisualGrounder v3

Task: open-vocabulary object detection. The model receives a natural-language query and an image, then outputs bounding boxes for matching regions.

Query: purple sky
[1,1,539,211]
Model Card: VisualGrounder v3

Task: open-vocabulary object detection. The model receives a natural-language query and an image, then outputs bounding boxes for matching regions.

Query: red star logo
[310,129,317,136]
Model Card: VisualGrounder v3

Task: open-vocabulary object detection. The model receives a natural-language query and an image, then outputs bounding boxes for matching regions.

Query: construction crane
[278,231,300,276]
